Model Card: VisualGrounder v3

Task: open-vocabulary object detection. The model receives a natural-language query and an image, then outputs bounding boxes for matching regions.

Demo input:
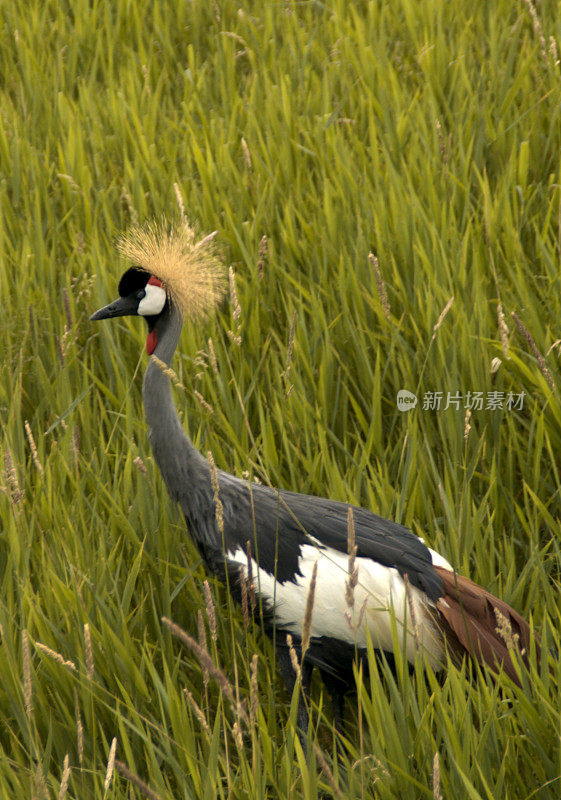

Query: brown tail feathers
[434,566,538,684]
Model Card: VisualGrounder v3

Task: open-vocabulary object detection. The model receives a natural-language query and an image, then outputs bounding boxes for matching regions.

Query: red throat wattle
[146,330,158,355]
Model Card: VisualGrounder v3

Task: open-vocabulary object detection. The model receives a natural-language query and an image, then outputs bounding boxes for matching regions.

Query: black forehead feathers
[118,267,150,297]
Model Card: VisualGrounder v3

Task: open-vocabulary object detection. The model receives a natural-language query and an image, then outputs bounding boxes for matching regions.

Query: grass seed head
[22,629,32,718]
[74,688,83,766]
[286,634,301,680]
[104,738,117,793]
[58,753,70,800]
[84,623,94,681]
[115,760,164,800]
[301,559,317,659]
[184,688,211,735]
[433,752,442,800]
[203,579,217,643]
[250,654,259,723]
[117,219,227,322]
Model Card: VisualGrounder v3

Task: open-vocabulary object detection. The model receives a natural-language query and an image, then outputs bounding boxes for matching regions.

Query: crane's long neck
[142,303,216,547]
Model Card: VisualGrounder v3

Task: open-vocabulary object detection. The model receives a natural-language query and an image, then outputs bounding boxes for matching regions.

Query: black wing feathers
[217,474,443,601]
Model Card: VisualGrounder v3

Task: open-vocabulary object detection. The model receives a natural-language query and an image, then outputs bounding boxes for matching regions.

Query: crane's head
[90,268,168,354]
[90,219,227,353]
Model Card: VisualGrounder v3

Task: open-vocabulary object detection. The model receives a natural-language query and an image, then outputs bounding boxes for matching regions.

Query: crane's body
[91,246,537,731]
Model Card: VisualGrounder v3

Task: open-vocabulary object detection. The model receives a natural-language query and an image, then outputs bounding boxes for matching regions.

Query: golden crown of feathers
[117,219,227,319]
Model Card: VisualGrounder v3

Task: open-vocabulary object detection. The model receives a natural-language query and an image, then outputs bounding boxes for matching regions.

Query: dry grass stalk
[511,311,555,390]
[117,219,226,321]
[207,451,224,536]
[227,268,242,346]
[84,623,94,681]
[119,186,139,226]
[62,286,73,330]
[245,540,257,612]
[162,617,249,725]
[345,595,368,633]
[257,234,268,279]
[285,311,297,374]
[242,470,262,485]
[197,610,210,687]
[133,456,147,474]
[208,337,219,374]
[4,445,23,506]
[22,629,32,718]
[232,720,244,749]
[74,688,83,766]
[241,137,252,170]
[56,334,66,365]
[368,253,391,320]
[24,421,44,476]
[71,424,80,471]
[184,688,211,735]
[463,407,472,441]
[203,580,218,643]
[550,36,559,66]
[250,654,259,724]
[35,642,76,671]
[494,608,520,650]
[432,752,442,800]
[173,182,186,224]
[150,355,185,388]
[345,507,358,610]
[194,390,214,414]
[58,753,70,800]
[358,596,368,628]
[34,765,48,800]
[351,754,391,780]
[57,173,82,195]
[104,737,117,793]
[227,329,242,347]
[72,272,95,302]
[141,64,151,94]
[228,267,242,347]
[546,339,561,356]
[283,310,297,397]
[115,760,164,800]
[435,118,449,174]
[497,301,509,358]
[240,570,250,627]
[432,297,454,340]
[286,633,301,681]
[301,559,318,660]
[194,349,208,377]
[403,574,420,652]
[229,266,241,323]
[313,743,345,800]
[523,0,548,63]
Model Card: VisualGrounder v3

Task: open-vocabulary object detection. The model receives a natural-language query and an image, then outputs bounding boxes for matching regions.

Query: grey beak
[90,295,139,321]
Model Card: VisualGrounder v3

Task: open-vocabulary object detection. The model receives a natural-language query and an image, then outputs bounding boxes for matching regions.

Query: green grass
[1,0,561,796]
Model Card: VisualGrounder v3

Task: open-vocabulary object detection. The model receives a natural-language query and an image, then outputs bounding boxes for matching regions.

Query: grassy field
[1,0,561,796]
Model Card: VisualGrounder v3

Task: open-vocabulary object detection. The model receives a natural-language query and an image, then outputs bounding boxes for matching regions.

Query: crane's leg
[319,670,346,734]
[276,644,313,745]
[330,689,345,733]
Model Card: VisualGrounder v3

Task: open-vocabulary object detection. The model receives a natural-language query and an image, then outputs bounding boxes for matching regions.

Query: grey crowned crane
[91,221,538,733]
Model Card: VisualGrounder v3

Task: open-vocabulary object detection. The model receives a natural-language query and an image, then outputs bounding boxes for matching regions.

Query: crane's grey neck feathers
[142,302,219,548]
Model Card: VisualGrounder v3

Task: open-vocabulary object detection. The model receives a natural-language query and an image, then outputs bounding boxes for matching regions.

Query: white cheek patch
[138,284,167,316]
